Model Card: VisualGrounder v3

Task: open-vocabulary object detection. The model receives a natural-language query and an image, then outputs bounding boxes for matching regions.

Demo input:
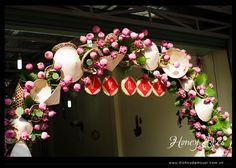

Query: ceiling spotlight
[67,100,72,108]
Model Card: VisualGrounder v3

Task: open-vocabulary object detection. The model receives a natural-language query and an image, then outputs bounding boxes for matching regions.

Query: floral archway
[4,26,232,157]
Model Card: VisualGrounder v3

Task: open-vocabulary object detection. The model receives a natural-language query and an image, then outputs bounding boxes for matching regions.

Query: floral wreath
[4,25,232,157]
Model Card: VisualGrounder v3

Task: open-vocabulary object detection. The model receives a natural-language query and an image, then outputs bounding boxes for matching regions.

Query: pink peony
[160,41,168,47]
[73,83,81,92]
[25,63,33,70]
[217,136,222,142]
[24,108,30,115]
[143,39,152,48]
[181,75,188,80]
[107,34,116,43]
[5,129,16,139]
[178,88,186,98]
[118,35,124,41]
[197,145,203,151]
[142,29,148,36]
[165,81,171,88]
[48,111,56,117]
[92,25,100,33]
[216,131,222,136]
[77,47,84,55]
[39,102,47,111]
[44,51,54,60]
[164,55,170,62]
[59,81,66,87]
[186,54,192,60]
[98,32,105,39]
[86,33,94,40]
[200,134,206,140]
[37,71,45,79]
[201,125,206,129]
[119,46,127,55]
[96,69,104,77]
[34,124,40,130]
[102,48,110,54]
[64,75,73,85]
[100,58,108,67]
[111,51,118,59]
[183,101,190,108]
[173,61,180,68]
[193,67,201,73]
[90,51,97,59]
[54,63,62,71]
[188,90,196,99]
[188,63,193,68]
[113,28,120,35]
[80,36,87,43]
[195,132,201,138]
[160,74,168,82]
[41,132,50,140]
[5,98,12,106]
[166,42,173,48]
[134,40,143,49]
[190,109,196,116]
[62,86,69,92]
[204,98,211,104]
[25,81,34,91]
[4,119,10,127]
[122,28,130,36]
[153,70,161,78]
[21,130,29,140]
[97,39,105,48]
[130,32,138,39]
[193,122,202,130]
[37,62,45,70]
[9,109,16,117]
[83,77,91,85]
[128,53,136,60]
[212,116,218,122]
[111,41,119,49]
[138,32,145,39]
[217,106,223,112]
[199,89,205,95]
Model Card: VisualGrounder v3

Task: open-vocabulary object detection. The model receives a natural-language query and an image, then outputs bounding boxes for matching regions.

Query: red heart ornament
[103,76,119,96]
[136,79,152,97]
[121,77,136,96]
[152,79,166,96]
[85,76,101,95]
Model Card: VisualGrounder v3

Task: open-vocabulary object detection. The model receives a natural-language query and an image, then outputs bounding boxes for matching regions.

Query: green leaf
[30,134,36,141]
[34,109,43,117]
[23,95,35,109]
[192,96,201,104]
[136,55,147,66]
[223,138,231,148]
[16,107,24,117]
[208,119,230,133]
[52,72,59,80]
[194,73,208,86]
[29,72,38,81]
[205,87,216,97]
[175,98,184,107]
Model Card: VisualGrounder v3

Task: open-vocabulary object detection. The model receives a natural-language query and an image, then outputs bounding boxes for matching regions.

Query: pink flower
[193,122,202,130]
[164,55,170,62]
[97,39,105,48]
[190,109,196,116]
[188,63,193,68]
[86,33,94,40]
[183,101,190,108]
[64,75,73,85]
[134,40,143,49]
[128,53,136,60]
[5,98,12,106]
[111,51,118,59]
[54,63,62,71]
[216,131,222,136]
[188,90,196,99]
[37,71,45,79]
[98,32,105,39]
[107,33,116,43]
[113,28,120,35]
[201,125,206,129]
[138,32,145,39]
[160,41,168,47]
[92,25,100,33]
[200,134,206,140]
[181,108,186,115]
[25,63,33,70]
[165,81,171,88]
[100,58,108,67]
[37,62,45,70]
[34,124,40,130]
[42,116,49,122]
[209,120,214,125]
[4,119,10,127]
[193,67,201,73]
[209,83,214,88]
[199,89,205,95]
[224,149,229,156]
[80,36,87,43]
[9,109,16,116]
[25,81,34,91]
[166,42,173,48]
[204,98,211,104]
[119,46,127,55]
[111,41,119,49]
[221,112,229,119]
[48,111,56,117]
[39,102,47,111]
[83,77,91,85]
[181,75,188,80]
[5,129,16,138]
[212,116,218,122]
[143,39,152,48]
[102,48,110,54]
[217,106,223,112]
[41,132,50,140]
[160,74,168,82]
[130,32,138,39]
[197,145,203,151]
[73,83,81,92]
[90,51,97,59]
[62,86,69,92]
[41,123,49,130]
[96,69,104,77]
[122,28,130,36]
[153,70,161,78]
[59,81,66,87]
[24,108,30,115]
[195,132,201,138]
[21,130,29,140]
[118,35,124,41]
[186,54,192,60]
[173,61,180,68]
[77,47,84,55]
[178,88,186,98]
[208,136,213,141]
[142,29,148,36]
[217,136,222,142]
[44,51,54,60]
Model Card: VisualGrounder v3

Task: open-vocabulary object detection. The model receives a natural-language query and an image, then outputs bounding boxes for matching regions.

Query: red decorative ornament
[84,75,101,95]
[121,77,136,96]
[102,76,119,96]
[152,79,166,96]
[136,79,152,97]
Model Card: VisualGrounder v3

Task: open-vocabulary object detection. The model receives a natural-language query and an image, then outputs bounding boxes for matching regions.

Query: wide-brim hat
[142,42,159,71]
[162,48,189,79]
[195,98,213,122]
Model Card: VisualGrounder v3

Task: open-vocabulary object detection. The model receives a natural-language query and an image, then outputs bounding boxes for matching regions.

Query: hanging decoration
[4,25,232,157]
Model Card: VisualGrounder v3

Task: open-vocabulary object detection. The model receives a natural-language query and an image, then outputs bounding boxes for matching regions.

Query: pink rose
[138,32,145,39]
[59,81,66,87]
[188,90,196,99]
[77,47,84,55]
[199,89,205,95]
[54,63,62,71]
[5,98,12,106]
[166,42,173,48]
[44,51,54,60]
[188,63,193,68]
[24,108,31,115]
[217,136,222,142]
[122,28,130,36]
[39,102,47,111]
[200,134,206,140]
[193,67,201,73]
[5,129,16,138]
[130,32,138,39]
[153,70,161,78]
[97,39,105,48]
[186,54,192,60]
[73,83,81,92]
[41,132,50,140]
[216,131,222,136]
[64,75,73,85]
[178,88,186,98]
[80,36,87,43]
[34,124,40,130]
[21,130,29,141]
[48,111,56,117]
[128,53,136,60]
[160,41,168,47]
[143,39,152,48]
[111,51,118,59]
[25,81,34,91]
[111,41,119,49]
[62,86,69,92]
[217,106,223,112]
[92,25,100,33]
[106,33,116,43]
[113,28,120,35]
[164,55,170,62]
[4,119,10,127]
[142,29,148,36]
[41,123,49,130]
[193,122,202,130]
[99,58,108,67]
[183,101,190,108]
[195,132,201,138]
[204,98,211,104]
[197,145,203,151]
[181,75,188,80]
[102,48,110,55]
[119,46,127,55]
[90,51,97,59]
[37,71,45,79]
[96,69,104,77]
[190,109,196,116]
[160,74,168,82]
[37,62,45,70]
[134,40,143,49]
[83,77,91,85]
[165,81,171,88]
[25,63,33,70]
[118,35,124,41]
[98,32,105,39]
[86,33,94,40]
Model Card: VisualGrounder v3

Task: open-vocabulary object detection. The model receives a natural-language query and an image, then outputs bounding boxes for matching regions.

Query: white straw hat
[195,98,213,122]
[142,42,159,71]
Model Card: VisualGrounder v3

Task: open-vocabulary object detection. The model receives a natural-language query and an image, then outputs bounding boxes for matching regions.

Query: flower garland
[4,25,232,157]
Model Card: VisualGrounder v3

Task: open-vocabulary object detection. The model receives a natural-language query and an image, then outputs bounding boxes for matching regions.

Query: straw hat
[53,42,83,82]
[162,48,189,79]
[195,98,213,122]
[10,140,32,157]
[142,42,159,71]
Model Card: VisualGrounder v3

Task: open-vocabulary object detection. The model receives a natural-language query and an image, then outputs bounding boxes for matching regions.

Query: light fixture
[67,100,72,108]
[17,57,22,70]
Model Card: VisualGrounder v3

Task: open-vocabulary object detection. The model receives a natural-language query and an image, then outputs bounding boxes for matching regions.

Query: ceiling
[4,5,232,92]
